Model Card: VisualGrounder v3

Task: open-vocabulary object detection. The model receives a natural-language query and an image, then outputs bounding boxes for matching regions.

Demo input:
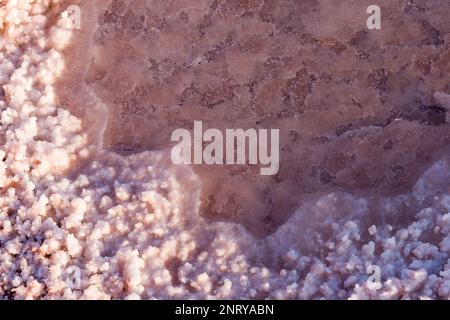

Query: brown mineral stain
[57,0,450,237]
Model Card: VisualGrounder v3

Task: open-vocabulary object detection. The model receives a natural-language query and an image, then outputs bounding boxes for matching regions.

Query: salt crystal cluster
[1,0,450,300]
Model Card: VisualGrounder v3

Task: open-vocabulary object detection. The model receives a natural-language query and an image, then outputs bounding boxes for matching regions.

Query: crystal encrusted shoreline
[81,0,450,235]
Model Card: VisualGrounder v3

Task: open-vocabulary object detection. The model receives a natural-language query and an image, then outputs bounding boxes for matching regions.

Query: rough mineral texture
[0,0,450,300]
[81,0,450,235]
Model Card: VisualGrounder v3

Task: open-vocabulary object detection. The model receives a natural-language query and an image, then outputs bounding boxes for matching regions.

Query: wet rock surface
[83,0,450,236]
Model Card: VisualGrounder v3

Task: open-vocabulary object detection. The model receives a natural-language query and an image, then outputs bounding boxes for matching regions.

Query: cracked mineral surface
[1,0,450,300]
[72,0,450,235]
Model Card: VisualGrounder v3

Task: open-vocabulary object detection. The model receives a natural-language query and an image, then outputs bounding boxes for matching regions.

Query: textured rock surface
[77,0,450,235]
[1,0,450,300]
